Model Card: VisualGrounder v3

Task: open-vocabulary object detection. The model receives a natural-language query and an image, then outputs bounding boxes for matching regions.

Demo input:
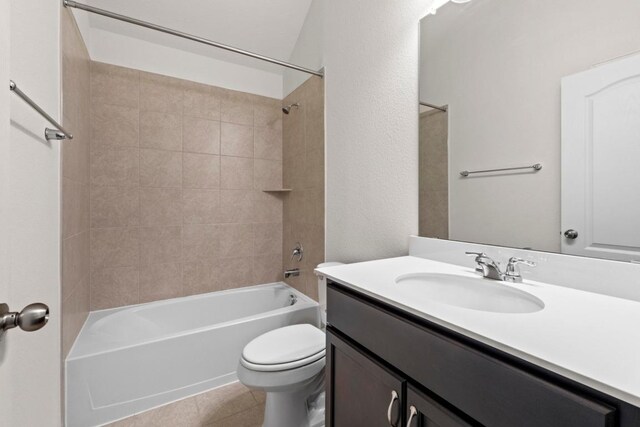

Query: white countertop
[317,256,640,407]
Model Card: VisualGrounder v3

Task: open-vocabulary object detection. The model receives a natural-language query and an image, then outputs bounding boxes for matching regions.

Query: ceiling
[79,0,314,74]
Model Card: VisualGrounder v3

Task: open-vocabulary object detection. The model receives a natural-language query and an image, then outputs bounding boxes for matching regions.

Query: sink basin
[395,273,544,314]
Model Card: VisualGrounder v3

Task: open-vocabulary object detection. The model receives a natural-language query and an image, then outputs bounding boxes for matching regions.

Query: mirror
[419,0,640,262]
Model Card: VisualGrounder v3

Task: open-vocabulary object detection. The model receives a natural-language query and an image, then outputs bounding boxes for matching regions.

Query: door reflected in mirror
[419,0,640,262]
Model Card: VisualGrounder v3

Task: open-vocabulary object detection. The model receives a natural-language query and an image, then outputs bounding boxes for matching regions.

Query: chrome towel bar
[9,80,73,141]
[460,163,542,177]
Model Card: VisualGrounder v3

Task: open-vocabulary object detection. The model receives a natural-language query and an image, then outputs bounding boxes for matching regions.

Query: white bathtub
[66,283,319,427]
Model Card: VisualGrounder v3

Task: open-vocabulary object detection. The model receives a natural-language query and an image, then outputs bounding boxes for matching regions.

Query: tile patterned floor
[106,381,265,427]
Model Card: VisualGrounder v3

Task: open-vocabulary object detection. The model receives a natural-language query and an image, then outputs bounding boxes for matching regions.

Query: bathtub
[66,282,319,427]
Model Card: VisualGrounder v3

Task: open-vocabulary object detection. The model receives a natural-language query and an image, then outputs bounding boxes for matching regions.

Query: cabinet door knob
[564,229,579,239]
[406,405,418,427]
[387,390,399,427]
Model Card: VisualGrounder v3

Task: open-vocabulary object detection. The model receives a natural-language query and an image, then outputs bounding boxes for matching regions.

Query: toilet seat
[241,324,326,372]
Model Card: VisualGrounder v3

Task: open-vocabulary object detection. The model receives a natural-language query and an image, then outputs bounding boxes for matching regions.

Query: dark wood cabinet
[326,281,640,427]
[405,385,475,427]
[327,330,405,427]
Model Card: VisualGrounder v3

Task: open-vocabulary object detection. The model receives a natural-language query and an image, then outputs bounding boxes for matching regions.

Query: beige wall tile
[91,61,139,108]
[91,227,139,268]
[140,148,182,188]
[183,116,220,155]
[304,188,324,227]
[281,77,325,299]
[305,149,324,190]
[183,224,219,263]
[139,263,182,303]
[92,103,139,151]
[91,266,139,310]
[62,178,89,238]
[254,127,282,161]
[253,223,283,256]
[62,231,90,301]
[91,186,139,228]
[254,159,282,190]
[253,254,282,284]
[218,257,256,290]
[282,112,304,159]
[218,190,253,224]
[218,224,253,259]
[183,189,219,224]
[253,191,282,224]
[89,63,292,311]
[221,123,253,158]
[183,82,221,120]
[183,153,220,189]
[140,188,183,226]
[62,125,90,182]
[139,226,182,266]
[91,148,139,187]
[62,10,92,360]
[182,262,219,296]
[221,92,254,126]
[140,72,183,114]
[140,111,182,151]
[221,156,254,190]
[254,99,282,129]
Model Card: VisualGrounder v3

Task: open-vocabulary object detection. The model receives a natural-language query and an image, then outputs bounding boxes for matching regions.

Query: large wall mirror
[419,0,640,262]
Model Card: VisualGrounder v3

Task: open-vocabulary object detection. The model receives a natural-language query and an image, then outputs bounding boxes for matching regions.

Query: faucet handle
[507,257,536,268]
[465,252,487,274]
[504,257,536,283]
[465,251,487,259]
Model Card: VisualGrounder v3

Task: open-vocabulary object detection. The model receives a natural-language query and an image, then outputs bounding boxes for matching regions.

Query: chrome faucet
[466,252,504,280]
[284,268,300,279]
[466,252,536,283]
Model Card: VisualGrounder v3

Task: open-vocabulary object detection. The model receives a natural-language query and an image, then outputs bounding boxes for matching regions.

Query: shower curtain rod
[419,101,448,112]
[63,0,324,78]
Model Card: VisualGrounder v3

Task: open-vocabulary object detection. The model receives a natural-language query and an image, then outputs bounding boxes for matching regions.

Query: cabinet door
[405,385,476,427]
[327,329,405,427]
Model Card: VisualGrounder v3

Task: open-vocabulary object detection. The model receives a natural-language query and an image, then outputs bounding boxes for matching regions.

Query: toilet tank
[315,262,344,324]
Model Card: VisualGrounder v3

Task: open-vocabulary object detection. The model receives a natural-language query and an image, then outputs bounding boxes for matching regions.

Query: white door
[561,53,640,262]
[1,1,62,425]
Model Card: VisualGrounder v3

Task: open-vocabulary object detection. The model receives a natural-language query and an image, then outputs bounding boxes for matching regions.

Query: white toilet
[237,262,343,427]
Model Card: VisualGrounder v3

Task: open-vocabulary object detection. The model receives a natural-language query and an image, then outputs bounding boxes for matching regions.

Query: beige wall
[61,8,91,359]
[282,76,325,300]
[421,0,640,251]
[89,62,283,310]
[419,109,448,239]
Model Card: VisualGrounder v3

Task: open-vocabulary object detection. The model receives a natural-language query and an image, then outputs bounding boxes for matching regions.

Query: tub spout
[284,268,300,279]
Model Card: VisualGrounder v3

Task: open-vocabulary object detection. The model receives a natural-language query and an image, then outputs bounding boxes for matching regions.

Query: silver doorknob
[0,302,49,335]
[564,229,579,240]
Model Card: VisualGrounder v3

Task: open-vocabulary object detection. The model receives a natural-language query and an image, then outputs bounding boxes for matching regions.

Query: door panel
[562,53,640,261]
[406,385,475,427]
[327,329,405,427]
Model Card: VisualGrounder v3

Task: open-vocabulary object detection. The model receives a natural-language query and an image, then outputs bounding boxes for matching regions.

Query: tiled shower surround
[282,77,325,299]
[61,8,91,358]
[89,62,285,310]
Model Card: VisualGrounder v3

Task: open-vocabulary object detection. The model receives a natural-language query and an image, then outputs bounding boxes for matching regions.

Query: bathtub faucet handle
[291,243,303,262]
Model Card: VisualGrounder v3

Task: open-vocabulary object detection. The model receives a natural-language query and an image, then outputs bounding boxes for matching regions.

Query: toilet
[237,262,344,427]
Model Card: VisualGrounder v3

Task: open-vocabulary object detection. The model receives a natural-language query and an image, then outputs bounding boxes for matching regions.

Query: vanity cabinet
[327,330,405,426]
[326,281,640,427]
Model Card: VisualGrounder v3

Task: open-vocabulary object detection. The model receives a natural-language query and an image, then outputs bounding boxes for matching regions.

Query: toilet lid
[242,324,325,370]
